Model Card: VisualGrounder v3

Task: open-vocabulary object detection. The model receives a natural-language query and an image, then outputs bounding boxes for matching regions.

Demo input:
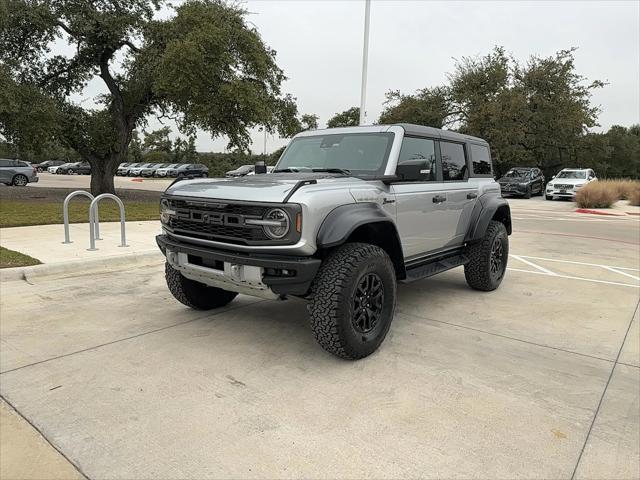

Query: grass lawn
[0,246,42,269]
[0,199,160,228]
[0,187,161,228]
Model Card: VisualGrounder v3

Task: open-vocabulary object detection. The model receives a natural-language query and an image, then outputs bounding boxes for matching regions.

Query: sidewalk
[0,221,160,264]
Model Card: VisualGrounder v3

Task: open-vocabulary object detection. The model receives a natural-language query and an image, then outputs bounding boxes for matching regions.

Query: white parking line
[515,255,640,272]
[507,267,639,289]
[602,266,640,281]
[510,255,558,276]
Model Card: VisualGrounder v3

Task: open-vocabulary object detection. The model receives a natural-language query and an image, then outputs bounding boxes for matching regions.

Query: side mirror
[551,175,556,179]
[254,161,267,174]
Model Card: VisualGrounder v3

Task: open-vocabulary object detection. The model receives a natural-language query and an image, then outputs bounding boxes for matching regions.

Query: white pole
[263,129,267,155]
[359,0,371,126]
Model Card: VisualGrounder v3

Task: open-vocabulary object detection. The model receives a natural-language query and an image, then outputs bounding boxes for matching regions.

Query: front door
[391,136,451,258]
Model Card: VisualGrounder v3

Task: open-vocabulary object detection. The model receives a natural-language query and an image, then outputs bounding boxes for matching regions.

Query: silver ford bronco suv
[157,124,511,359]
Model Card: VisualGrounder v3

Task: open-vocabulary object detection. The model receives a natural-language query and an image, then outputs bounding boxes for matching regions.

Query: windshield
[504,169,530,178]
[276,133,395,176]
[557,171,586,179]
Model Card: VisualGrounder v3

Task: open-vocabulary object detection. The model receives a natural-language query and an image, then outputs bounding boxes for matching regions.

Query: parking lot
[1,197,638,479]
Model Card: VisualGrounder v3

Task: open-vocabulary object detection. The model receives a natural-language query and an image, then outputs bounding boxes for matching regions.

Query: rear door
[436,141,480,247]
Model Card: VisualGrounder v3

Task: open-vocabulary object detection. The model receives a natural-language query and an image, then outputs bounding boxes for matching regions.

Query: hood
[164,172,364,203]
[499,175,529,183]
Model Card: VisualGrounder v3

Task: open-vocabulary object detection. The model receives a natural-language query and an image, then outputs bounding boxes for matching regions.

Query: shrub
[575,181,622,208]
[629,188,640,207]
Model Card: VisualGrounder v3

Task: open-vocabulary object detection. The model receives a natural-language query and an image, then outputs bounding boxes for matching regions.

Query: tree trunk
[89,154,122,196]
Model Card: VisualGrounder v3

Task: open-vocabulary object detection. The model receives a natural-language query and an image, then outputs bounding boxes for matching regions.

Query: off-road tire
[464,220,508,292]
[307,243,397,360]
[165,262,237,310]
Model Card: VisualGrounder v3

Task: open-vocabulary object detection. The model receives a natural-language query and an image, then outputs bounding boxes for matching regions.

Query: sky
[75,0,640,153]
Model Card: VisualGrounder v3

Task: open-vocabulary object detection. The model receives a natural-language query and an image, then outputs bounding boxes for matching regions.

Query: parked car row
[117,162,209,178]
[498,167,597,200]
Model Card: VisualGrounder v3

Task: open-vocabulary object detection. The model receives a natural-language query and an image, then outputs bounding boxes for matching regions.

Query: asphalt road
[0,198,638,479]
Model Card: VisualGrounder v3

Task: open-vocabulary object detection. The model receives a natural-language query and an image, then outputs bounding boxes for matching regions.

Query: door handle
[432,195,446,203]
[466,192,478,199]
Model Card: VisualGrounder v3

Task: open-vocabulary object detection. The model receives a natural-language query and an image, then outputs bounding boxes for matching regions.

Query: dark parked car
[32,160,65,172]
[0,158,39,186]
[497,167,544,198]
[167,163,209,178]
[225,164,254,177]
[57,162,91,175]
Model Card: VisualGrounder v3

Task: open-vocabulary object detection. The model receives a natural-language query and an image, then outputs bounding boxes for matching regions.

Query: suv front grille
[556,184,574,189]
[166,198,270,244]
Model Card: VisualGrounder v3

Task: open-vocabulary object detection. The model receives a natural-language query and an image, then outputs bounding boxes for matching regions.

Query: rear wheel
[464,220,508,292]
[67,169,75,175]
[307,243,397,360]
[165,262,237,310]
[12,174,28,186]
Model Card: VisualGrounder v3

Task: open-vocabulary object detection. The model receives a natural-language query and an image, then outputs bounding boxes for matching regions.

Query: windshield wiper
[273,167,300,173]
[311,168,351,175]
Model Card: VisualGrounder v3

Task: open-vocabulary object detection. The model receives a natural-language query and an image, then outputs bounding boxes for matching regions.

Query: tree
[327,107,359,128]
[378,88,451,128]
[128,130,143,163]
[173,135,198,163]
[0,0,300,194]
[143,127,172,153]
[300,114,319,131]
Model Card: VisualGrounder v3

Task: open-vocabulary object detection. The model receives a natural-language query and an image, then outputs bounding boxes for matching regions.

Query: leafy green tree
[378,88,451,128]
[143,127,172,154]
[300,114,319,131]
[0,0,300,194]
[128,130,143,163]
[173,136,198,163]
[327,107,360,128]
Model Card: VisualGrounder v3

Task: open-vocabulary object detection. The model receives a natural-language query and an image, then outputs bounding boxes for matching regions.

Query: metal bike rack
[88,194,129,251]
[62,191,99,243]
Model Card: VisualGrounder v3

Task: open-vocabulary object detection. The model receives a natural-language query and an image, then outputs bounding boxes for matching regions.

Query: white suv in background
[545,168,597,200]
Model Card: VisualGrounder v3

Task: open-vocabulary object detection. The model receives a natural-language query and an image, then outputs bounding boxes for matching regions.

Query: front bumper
[499,183,528,195]
[546,186,579,197]
[157,234,321,297]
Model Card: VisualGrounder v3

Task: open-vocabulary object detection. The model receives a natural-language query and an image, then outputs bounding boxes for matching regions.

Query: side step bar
[401,253,469,283]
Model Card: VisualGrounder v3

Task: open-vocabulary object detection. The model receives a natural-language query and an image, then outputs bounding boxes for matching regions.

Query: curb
[0,251,163,283]
[575,208,626,216]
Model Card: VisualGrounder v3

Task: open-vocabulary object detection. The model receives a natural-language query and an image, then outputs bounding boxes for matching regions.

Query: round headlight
[263,208,290,239]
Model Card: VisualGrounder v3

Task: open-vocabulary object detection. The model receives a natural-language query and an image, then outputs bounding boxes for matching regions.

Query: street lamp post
[359,0,371,126]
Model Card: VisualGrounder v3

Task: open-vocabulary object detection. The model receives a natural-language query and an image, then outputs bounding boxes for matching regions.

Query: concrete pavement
[1,399,84,479]
[0,197,638,479]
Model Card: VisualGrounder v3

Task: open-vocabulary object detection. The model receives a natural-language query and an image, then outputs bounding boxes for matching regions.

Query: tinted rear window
[440,141,468,181]
[470,144,492,175]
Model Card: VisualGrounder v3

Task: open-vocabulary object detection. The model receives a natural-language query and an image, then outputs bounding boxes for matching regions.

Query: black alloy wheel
[352,273,384,334]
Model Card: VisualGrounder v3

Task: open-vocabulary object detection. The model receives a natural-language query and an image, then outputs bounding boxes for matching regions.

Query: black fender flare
[316,202,406,278]
[317,203,398,248]
[465,194,512,243]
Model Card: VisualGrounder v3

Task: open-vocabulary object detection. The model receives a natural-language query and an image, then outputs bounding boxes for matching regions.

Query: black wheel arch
[465,194,512,243]
[316,203,406,280]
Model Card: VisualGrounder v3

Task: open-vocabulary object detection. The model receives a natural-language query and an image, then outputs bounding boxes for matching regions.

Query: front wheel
[464,220,508,292]
[523,186,531,199]
[67,169,75,175]
[307,243,397,360]
[545,195,553,200]
[165,263,237,310]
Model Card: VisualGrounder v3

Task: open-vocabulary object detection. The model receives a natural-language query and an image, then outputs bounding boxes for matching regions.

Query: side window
[469,144,492,176]
[13,160,29,167]
[440,141,468,181]
[0,159,12,167]
[396,137,437,182]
